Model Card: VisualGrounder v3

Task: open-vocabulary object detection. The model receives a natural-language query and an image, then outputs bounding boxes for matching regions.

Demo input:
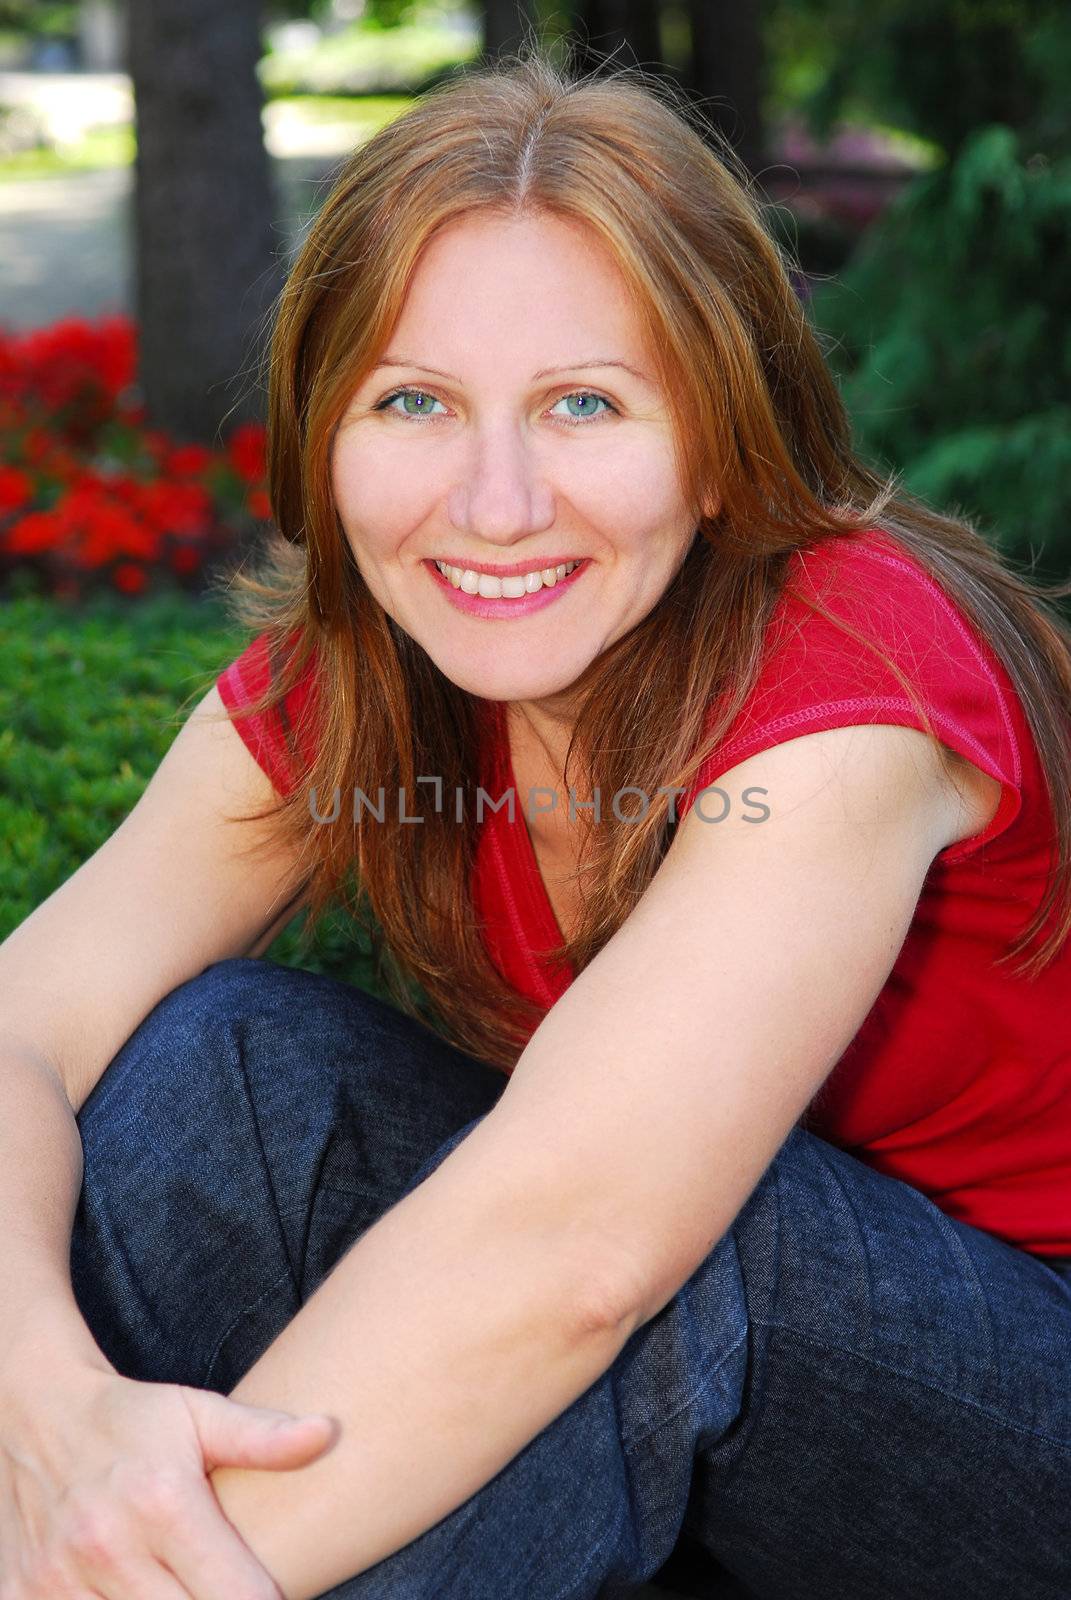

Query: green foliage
[0,2,76,38]
[0,591,384,997]
[808,124,1071,580]
[767,0,1069,158]
[267,0,428,27]
[260,7,477,96]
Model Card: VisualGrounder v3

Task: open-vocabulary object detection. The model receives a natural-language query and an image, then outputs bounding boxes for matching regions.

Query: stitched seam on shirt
[851,544,1022,784]
[220,656,291,796]
[267,635,299,783]
[709,696,1000,777]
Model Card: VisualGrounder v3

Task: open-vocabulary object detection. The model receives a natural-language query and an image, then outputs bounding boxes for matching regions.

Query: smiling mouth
[432,558,583,597]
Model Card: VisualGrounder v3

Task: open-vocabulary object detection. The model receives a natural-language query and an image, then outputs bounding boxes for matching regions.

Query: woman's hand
[0,1362,337,1598]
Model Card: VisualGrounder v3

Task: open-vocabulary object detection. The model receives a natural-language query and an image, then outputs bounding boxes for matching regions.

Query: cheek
[330,448,408,556]
[592,441,681,520]
[329,444,356,525]
[336,438,432,537]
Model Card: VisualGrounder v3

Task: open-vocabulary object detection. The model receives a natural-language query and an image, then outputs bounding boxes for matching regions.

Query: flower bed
[0,314,271,602]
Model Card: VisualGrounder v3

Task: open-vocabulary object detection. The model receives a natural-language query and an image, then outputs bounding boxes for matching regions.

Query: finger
[152,1481,282,1600]
[22,1517,186,1600]
[22,1567,182,1600]
[84,1558,193,1600]
[179,1388,336,1472]
[52,1532,197,1600]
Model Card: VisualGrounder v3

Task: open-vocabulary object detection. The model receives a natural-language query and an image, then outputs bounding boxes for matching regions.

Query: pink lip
[425,557,588,618]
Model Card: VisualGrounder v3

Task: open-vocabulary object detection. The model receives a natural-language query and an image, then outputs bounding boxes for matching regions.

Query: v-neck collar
[490,700,575,1003]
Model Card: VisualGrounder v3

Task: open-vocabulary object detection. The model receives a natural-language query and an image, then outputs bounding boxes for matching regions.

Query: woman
[1,44,1069,1600]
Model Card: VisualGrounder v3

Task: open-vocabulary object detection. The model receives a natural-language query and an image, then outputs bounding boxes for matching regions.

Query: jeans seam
[544,1503,627,1600]
[604,1354,649,1581]
[620,1330,749,1455]
[809,1137,878,1330]
[760,1320,1071,1452]
[230,1014,303,1307]
[202,1264,294,1388]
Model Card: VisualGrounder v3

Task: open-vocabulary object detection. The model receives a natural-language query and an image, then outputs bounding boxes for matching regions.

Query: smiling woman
[326,206,697,697]
[3,36,1071,1600]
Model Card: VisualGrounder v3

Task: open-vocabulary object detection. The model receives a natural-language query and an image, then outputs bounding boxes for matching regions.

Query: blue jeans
[70,958,1071,1599]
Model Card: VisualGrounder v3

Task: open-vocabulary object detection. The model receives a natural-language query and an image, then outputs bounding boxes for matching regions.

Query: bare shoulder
[673,720,978,867]
[680,719,1005,866]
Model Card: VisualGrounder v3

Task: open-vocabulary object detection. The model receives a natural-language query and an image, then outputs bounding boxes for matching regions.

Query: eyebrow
[371,355,653,386]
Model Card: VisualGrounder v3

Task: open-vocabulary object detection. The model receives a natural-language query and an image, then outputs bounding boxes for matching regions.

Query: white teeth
[433,559,581,598]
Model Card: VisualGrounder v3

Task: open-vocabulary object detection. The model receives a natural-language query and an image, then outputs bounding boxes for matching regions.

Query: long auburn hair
[200,44,1071,1072]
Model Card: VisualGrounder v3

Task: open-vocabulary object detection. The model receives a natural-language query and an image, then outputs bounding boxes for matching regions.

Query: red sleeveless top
[217,528,1071,1260]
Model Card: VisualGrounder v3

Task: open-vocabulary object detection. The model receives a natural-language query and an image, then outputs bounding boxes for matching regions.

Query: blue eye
[375,388,446,420]
[373,386,619,426]
[549,392,617,425]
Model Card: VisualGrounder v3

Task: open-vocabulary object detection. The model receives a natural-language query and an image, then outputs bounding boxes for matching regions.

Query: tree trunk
[483,0,540,59]
[687,0,766,183]
[128,0,281,443]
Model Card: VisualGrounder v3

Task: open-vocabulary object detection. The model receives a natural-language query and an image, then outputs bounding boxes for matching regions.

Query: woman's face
[330,209,700,718]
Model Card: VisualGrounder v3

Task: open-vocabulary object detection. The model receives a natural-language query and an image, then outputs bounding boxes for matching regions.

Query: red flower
[113,562,148,594]
[3,509,60,554]
[52,484,161,567]
[169,546,202,575]
[0,313,269,601]
[2,317,138,442]
[136,478,213,535]
[23,427,52,464]
[166,443,213,476]
[246,487,272,521]
[0,466,32,516]
[227,421,267,485]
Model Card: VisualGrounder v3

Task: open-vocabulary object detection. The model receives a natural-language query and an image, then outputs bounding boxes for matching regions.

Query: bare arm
[209,1131,636,1599]
[0,683,310,1395]
[0,1038,114,1387]
[206,722,986,1600]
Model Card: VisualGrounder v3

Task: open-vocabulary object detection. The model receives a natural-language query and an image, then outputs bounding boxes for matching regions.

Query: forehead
[383,211,654,373]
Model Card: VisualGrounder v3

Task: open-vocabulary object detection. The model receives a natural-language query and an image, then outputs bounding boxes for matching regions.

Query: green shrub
[808,124,1071,583]
[259,17,478,97]
[0,590,383,994]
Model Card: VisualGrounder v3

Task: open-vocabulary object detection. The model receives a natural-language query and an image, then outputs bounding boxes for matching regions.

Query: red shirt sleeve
[681,528,1024,866]
[216,627,320,798]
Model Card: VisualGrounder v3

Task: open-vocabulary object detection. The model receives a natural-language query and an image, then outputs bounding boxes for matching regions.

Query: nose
[446,424,555,548]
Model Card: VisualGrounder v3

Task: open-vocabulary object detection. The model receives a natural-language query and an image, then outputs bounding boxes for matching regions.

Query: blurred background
[1,0,1069,1034]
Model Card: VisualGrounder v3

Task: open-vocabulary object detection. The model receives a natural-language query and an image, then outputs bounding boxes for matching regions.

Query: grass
[0,587,381,993]
[269,93,412,124]
[0,123,133,180]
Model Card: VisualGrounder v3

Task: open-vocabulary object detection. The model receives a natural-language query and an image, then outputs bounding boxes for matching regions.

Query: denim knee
[70,961,301,1385]
[77,956,403,1146]
[70,958,507,1389]
[613,1124,1071,1528]
[76,956,279,1131]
